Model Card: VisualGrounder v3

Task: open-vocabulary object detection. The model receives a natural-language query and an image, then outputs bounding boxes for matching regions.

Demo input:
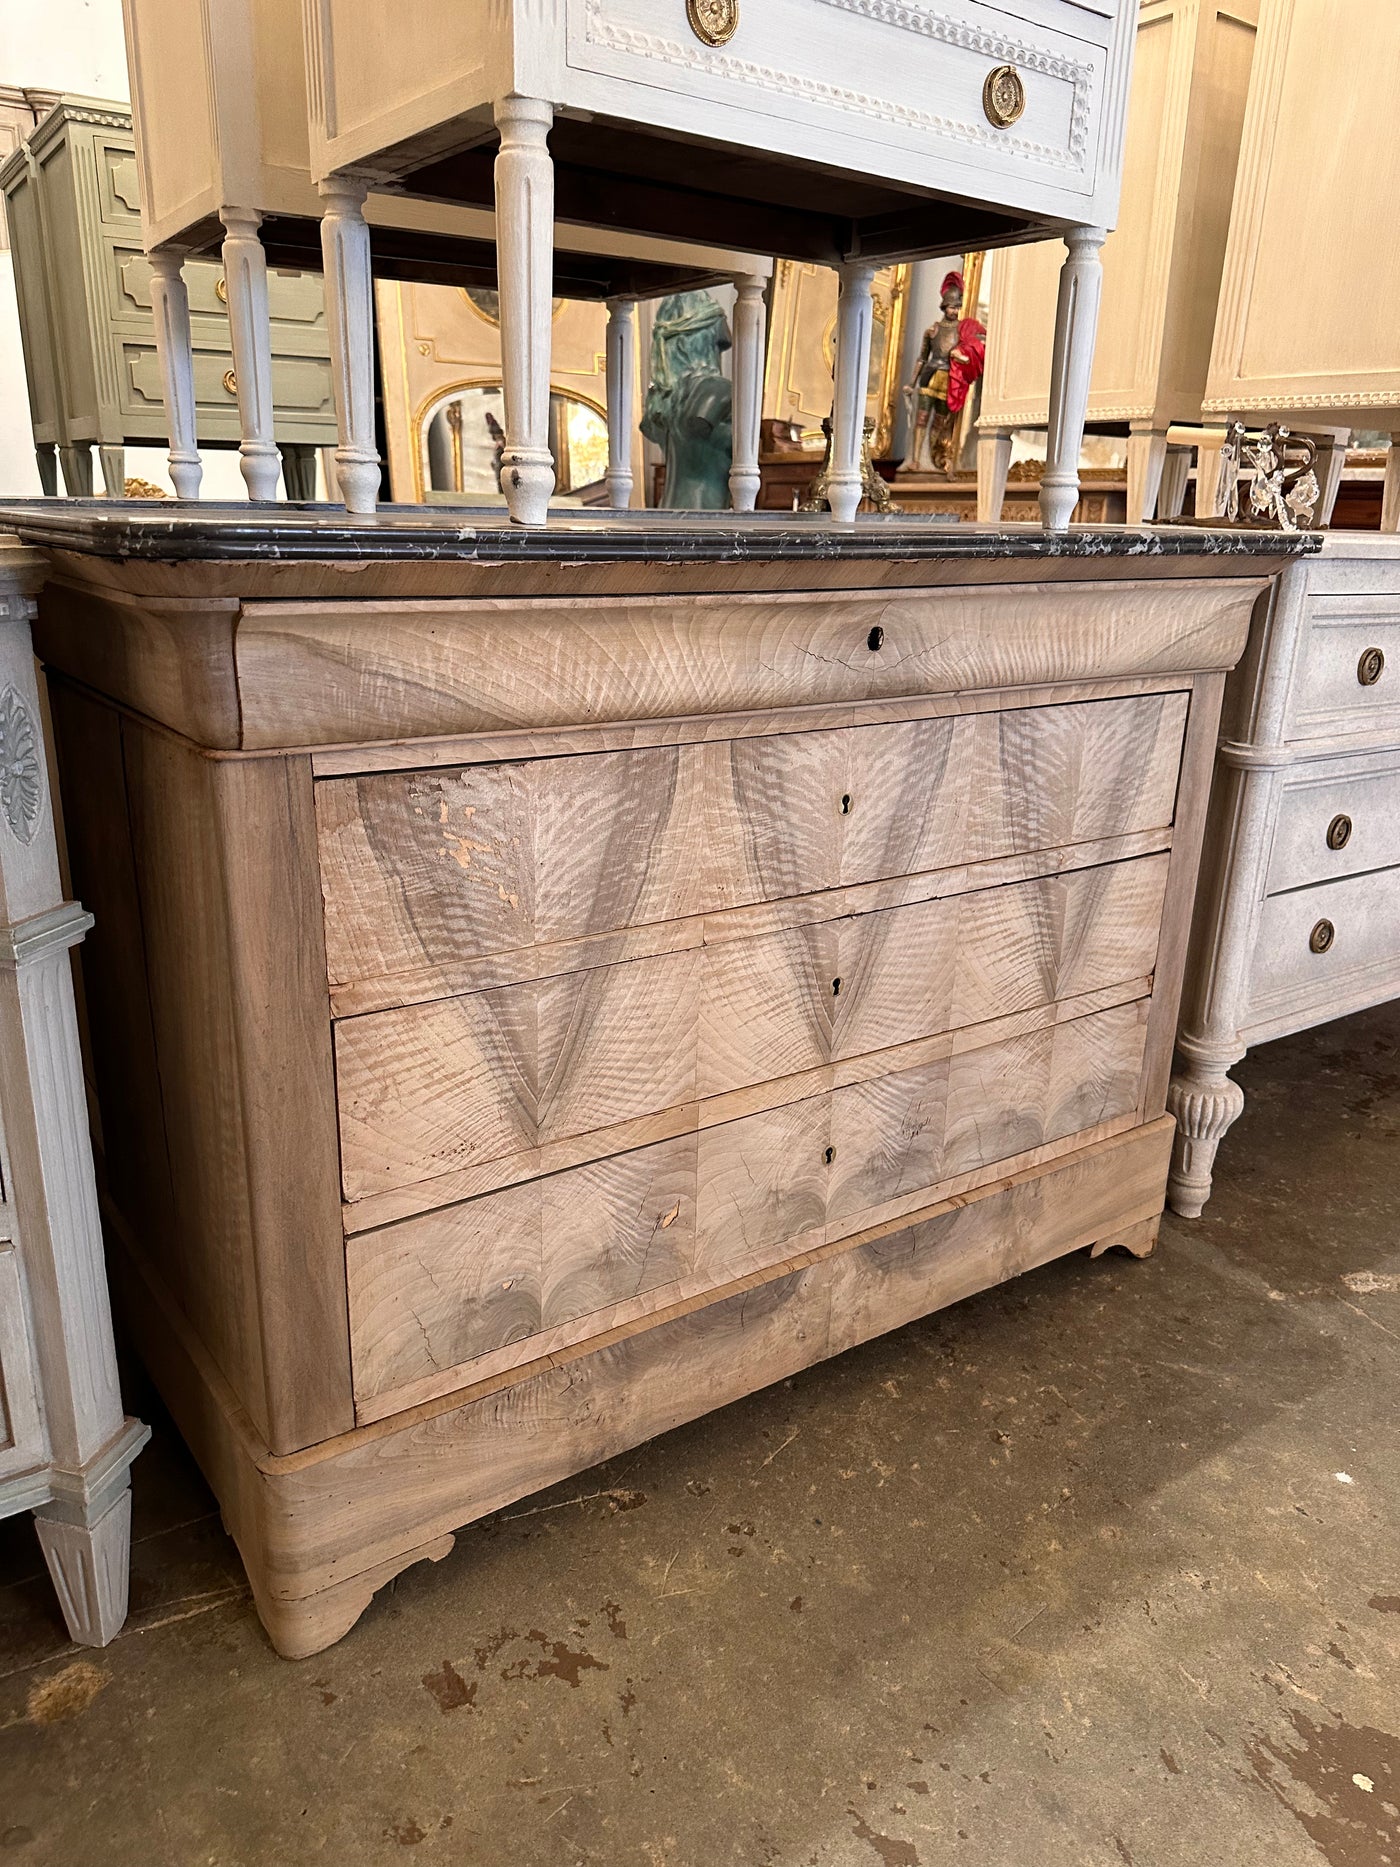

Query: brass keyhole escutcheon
[222,368,238,397]
[1358,646,1386,686]
[1326,814,1352,851]
[983,64,1026,129]
[686,0,738,45]
[1309,918,1335,955]
[215,275,228,304]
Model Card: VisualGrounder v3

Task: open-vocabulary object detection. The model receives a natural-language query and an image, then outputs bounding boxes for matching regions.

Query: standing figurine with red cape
[905,270,987,474]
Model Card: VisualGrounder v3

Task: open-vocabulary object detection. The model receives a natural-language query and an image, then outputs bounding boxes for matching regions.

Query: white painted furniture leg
[828,261,876,525]
[98,448,125,499]
[1040,226,1106,531]
[1314,428,1350,526]
[977,429,1012,522]
[219,207,281,501]
[1127,426,1168,524]
[319,176,381,515]
[148,248,203,500]
[1158,445,1191,521]
[729,270,766,513]
[1383,436,1400,533]
[1167,1051,1246,1219]
[494,96,556,527]
[604,296,637,510]
[0,560,148,1644]
[1194,431,1229,519]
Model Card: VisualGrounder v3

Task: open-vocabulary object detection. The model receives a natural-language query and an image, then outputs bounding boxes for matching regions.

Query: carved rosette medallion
[686,0,739,46]
[0,687,43,846]
[982,63,1026,128]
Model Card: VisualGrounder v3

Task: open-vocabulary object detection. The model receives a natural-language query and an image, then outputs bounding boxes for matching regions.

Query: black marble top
[0,501,1322,565]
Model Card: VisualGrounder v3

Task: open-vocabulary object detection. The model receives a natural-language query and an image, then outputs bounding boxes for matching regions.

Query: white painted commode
[1169,535,1400,1215]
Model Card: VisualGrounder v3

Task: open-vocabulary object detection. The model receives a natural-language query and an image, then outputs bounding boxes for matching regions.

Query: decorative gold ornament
[222,368,238,396]
[982,64,1026,129]
[687,0,739,47]
[215,275,228,304]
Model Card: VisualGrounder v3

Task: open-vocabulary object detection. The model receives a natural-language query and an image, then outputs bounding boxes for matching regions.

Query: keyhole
[839,793,853,815]
[867,626,885,652]
[823,1145,836,1165]
[832,976,843,997]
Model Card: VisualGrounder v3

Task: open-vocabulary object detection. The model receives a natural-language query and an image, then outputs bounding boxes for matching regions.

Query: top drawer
[1289,596,1400,743]
[565,0,1109,200]
[317,691,1187,1012]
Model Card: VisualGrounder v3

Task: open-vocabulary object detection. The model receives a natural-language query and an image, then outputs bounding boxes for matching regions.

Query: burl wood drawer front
[1265,754,1400,896]
[346,997,1149,1416]
[317,692,1187,1015]
[336,853,1169,1209]
[1290,597,1400,741]
[1250,865,1400,1007]
[565,0,1107,197]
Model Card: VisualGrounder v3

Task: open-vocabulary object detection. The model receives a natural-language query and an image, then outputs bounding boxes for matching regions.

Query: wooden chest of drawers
[1170,536,1400,1214]
[13,504,1302,1654]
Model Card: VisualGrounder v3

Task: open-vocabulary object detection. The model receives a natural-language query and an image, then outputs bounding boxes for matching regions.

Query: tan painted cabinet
[979,1,1258,523]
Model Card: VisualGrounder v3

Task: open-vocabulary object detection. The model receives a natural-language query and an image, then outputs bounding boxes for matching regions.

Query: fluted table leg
[828,262,875,525]
[494,96,556,527]
[604,296,637,510]
[729,271,766,513]
[149,248,203,500]
[319,175,381,515]
[1040,225,1106,532]
[219,207,281,501]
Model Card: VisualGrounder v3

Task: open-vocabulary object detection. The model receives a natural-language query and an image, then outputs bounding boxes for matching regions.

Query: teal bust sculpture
[641,292,734,509]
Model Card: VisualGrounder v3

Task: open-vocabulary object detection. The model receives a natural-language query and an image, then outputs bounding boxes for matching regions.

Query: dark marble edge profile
[0,500,1322,565]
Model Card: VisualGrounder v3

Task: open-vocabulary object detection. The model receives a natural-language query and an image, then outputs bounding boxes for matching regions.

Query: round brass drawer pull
[686,0,738,45]
[215,275,228,305]
[222,368,238,397]
[1309,918,1335,955]
[983,64,1026,129]
[1326,814,1352,851]
[1358,646,1386,686]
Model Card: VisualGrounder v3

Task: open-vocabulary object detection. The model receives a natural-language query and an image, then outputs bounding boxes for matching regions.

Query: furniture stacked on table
[121,0,1141,525]
[0,542,147,1647]
[119,0,772,514]
[1169,536,1400,1213]
[978,0,1259,526]
[6,498,1310,1654]
[0,98,334,499]
[1199,0,1400,530]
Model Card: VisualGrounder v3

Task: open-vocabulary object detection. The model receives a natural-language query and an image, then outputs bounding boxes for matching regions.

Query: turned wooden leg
[1382,436,1400,533]
[729,270,766,513]
[319,175,381,514]
[34,1484,134,1648]
[1040,226,1106,532]
[1314,429,1351,527]
[977,429,1013,522]
[1127,426,1168,525]
[604,295,637,510]
[1158,445,1190,521]
[494,95,556,527]
[148,248,203,500]
[58,446,93,496]
[249,1533,456,1660]
[828,261,876,525]
[1167,1060,1246,1218]
[219,207,281,501]
[1089,1214,1160,1260]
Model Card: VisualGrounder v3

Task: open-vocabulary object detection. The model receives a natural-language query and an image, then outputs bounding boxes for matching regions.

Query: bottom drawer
[347,996,1149,1417]
[1252,865,1400,1007]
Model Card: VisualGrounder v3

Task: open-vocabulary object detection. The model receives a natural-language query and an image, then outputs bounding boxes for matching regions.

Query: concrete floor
[2,1006,1400,1867]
